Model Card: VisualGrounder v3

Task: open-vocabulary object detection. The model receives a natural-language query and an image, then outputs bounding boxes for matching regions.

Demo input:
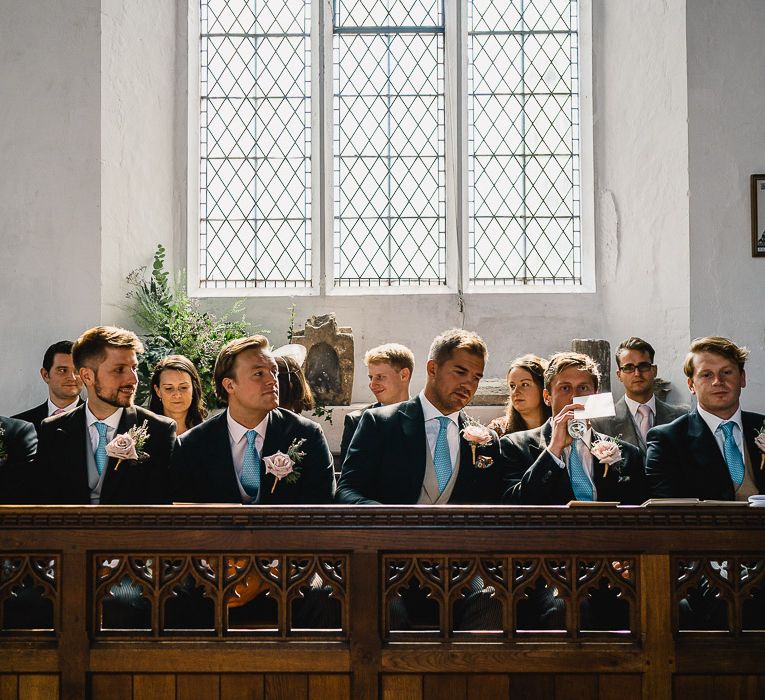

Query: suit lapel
[613,398,642,450]
[261,410,285,497]
[209,411,241,501]
[57,405,90,501]
[742,412,765,491]
[687,410,733,496]
[400,398,427,499]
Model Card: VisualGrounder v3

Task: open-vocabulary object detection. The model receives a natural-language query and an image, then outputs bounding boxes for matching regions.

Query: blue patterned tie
[240,429,261,499]
[433,416,453,494]
[94,421,109,476]
[568,438,592,501]
[719,421,745,486]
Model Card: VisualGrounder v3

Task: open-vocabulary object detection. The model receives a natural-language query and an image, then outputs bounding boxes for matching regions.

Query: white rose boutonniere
[590,436,623,478]
[265,437,307,493]
[461,416,494,468]
[106,420,150,471]
[755,421,765,470]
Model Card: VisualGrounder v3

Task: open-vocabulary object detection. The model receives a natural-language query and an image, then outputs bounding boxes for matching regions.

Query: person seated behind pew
[276,354,314,415]
[646,336,764,500]
[148,355,208,436]
[337,329,507,505]
[591,336,687,457]
[0,415,37,504]
[12,340,83,430]
[171,335,335,504]
[339,342,414,467]
[33,326,177,504]
[502,351,646,506]
[488,354,551,437]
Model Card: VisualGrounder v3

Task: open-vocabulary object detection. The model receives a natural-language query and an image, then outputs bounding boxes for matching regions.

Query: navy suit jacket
[502,419,647,505]
[338,402,380,468]
[0,416,38,504]
[13,397,84,432]
[34,404,176,504]
[645,409,765,500]
[335,396,506,505]
[170,409,335,504]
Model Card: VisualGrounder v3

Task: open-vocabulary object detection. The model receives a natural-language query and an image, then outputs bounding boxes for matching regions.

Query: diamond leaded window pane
[200,0,311,288]
[333,0,446,287]
[469,0,581,285]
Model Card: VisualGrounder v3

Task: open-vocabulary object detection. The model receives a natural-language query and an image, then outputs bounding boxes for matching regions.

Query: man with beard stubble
[33,326,176,504]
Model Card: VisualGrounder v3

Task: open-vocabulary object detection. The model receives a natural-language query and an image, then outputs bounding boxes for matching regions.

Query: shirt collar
[84,402,123,430]
[48,397,80,416]
[418,391,460,425]
[624,394,656,417]
[697,404,743,435]
[227,409,269,443]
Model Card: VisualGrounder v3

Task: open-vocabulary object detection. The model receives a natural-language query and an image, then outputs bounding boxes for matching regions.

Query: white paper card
[573,392,616,419]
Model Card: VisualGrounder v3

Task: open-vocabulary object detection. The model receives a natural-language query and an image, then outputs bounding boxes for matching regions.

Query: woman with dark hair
[149,355,207,435]
[488,354,551,436]
[276,354,314,414]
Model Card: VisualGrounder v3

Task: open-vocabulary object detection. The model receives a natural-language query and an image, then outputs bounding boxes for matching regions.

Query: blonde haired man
[338,343,414,466]
[646,336,764,500]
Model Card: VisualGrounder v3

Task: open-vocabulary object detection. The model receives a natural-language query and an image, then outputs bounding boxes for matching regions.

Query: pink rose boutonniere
[590,436,623,478]
[106,420,150,471]
[755,421,765,470]
[0,425,7,465]
[265,438,307,493]
[461,416,494,469]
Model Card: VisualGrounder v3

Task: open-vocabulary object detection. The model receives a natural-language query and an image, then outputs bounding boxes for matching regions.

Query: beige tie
[636,404,652,441]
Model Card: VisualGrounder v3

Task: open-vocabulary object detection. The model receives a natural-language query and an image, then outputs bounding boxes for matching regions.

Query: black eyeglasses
[619,362,654,374]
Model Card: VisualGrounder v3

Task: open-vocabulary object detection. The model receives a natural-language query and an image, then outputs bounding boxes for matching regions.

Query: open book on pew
[640,498,749,506]
[566,501,621,507]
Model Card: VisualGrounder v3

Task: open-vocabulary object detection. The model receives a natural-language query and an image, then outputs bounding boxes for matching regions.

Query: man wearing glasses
[592,337,687,456]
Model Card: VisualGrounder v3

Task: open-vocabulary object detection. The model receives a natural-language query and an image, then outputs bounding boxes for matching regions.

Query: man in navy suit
[591,337,687,457]
[34,326,176,504]
[13,340,83,430]
[171,335,335,504]
[336,329,505,505]
[338,342,414,467]
[503,351,646,505]
[646,336,764,500]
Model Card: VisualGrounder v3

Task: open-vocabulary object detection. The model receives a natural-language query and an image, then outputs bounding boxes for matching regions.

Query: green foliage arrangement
[125,244,260,408]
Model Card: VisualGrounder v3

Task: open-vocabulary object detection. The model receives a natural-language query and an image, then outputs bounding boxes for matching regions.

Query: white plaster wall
[0,0,101,415]
[593,0,691,400]
[687,0,765,412]
[100,0,180,326]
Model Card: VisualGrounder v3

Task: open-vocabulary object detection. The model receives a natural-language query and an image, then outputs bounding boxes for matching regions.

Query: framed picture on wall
[752,174,765,257]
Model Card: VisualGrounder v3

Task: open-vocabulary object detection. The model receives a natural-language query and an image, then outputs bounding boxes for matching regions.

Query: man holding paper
[502,352,646,505]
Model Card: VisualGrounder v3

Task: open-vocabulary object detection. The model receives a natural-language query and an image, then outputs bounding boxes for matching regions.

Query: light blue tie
[240,429,261,499]
[433,416,453,494]
[94,421,109,476]
[719,421,745,486]
[568,438,592,501]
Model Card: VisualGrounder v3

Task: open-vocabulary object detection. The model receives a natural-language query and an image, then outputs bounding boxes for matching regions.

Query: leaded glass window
[195,0,587,293]
[199,0,312,288]
[333,0,446,287]
[468,0,581,285]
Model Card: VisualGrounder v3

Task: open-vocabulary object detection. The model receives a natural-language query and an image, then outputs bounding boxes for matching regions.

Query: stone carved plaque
[292,314,354,406]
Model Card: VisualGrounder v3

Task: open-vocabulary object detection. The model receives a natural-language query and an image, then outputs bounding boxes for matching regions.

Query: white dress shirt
[47,397,80,417]
[419,392,460,467]
[697,405,745,460]
[227,410,269,503]
[624,394,656,424]
[84,404,123,504]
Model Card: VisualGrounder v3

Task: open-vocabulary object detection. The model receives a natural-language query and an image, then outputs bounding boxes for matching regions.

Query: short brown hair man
[503,351,646,505]
[647,336,764,500]
[33,326,176,504]
[171,335,335,505]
